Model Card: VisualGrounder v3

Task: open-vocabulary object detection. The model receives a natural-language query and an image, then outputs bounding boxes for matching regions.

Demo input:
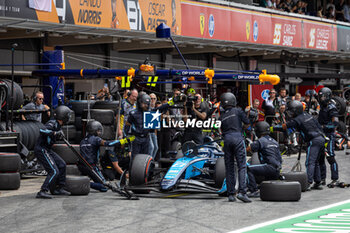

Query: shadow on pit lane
[130,192,224,200]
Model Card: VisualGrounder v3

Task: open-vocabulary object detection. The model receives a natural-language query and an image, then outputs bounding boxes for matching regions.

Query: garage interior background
[0,0,349,108]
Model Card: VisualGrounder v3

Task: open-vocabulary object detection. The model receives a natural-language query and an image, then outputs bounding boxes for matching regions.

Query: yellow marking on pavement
[162,193,189,198]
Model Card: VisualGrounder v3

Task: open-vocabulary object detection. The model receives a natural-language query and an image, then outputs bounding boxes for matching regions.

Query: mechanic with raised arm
[272,100,324,190]
[79,120,133,191]
[34,105,72,199]
[219,92,252,203]
[183,93,208,144]
[317,87,340,187]
[246,121,282,198]
[125,93,172,160]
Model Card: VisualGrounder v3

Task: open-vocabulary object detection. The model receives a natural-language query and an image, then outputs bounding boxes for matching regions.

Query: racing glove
[104,135,135,146]
[55,130,65,140]
[167,99,175,106]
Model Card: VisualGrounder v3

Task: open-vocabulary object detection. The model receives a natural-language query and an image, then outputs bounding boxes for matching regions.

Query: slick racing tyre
[52,144,79,164]
[75,116,82,130]
[337,121,347,135]
[129,154,154,194]
[0,173,20,190]
[260,181,301,201]
[66,165,81,176]
[92,101,120,114]
[332,96,346,115]
[0,153,21,172]
[82,109,115,125]
[61,125,77,141]
[101,125,115,140]
[65,175,90,195]
[71,101,95,116]
[214,157,225,188]
[282,171,308,192]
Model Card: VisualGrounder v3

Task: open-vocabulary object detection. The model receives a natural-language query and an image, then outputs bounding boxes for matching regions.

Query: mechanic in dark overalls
[273,100,324,190]
[317,87,339,187]
[79,120,131,191]
[101,145,130,181]
[219,92,251,203]
[126,93,171,160]
[246,121,282,198]
[34,105,72,199]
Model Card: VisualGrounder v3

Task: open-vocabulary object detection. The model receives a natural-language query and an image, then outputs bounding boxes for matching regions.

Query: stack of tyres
[0,79,24,111]
[60,110,77,144]
[52,144,79,166]
[0,153,21,190]
[70,100,95,143]
[92,101,119,140]
[0,121,45,151]
[51,144,90,195]
[82,109,116,140]
[52,144,80,176]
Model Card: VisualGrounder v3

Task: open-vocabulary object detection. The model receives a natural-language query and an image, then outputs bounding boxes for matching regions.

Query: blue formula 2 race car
[126,138,227,196]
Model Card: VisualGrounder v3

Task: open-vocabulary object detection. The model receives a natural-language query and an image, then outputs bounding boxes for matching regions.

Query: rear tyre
[0,173,20,190]
[65,175,90,195]
[52,144,79,164]
[337,121,347,134]
[66,165,81,176]
[260,180,301,201]
[332,96,346,115]
[0,153,21,172]
[282,171,308,192]
[214,157,225,188]
[129,154,154,194]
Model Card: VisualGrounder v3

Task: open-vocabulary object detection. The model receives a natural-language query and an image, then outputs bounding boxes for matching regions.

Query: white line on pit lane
[229,199,350,233]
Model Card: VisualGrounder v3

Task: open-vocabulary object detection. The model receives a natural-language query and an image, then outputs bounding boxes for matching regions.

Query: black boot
[228,195,236,202]
[320,179,326,186]
[311,182,323,190]
[237,193,252,203]
[247,190,260,198]
[52,188,71,196]
[327,180,339,188]
[36,190,53,199]
[306,183,312,191]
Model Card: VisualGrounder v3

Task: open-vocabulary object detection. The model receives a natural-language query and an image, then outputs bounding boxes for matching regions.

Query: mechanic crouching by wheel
[101,145,131,181]
[79,120,132,192]
[318,87,339,187]
[34,105,72,199]
[272,100,324,191]
[219,92,252,203]
[246,121,282,198]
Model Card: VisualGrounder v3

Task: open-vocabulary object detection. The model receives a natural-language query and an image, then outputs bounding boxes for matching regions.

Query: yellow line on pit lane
[162,193,190,198]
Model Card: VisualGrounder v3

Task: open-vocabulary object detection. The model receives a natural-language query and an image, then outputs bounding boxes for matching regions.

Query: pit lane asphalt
[1,150,350,233]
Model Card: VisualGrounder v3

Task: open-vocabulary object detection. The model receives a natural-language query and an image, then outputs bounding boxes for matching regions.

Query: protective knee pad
[326,156,336,164]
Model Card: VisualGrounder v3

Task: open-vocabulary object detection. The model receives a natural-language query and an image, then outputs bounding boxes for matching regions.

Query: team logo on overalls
[144,110,161,129]
[200,13,205,36]
[261,89,270,100]
[208,14,215,37]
